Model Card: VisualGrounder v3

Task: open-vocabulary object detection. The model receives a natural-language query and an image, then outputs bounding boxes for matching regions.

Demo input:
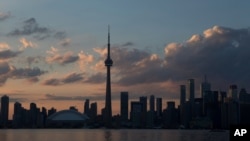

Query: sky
[1,1,250,117]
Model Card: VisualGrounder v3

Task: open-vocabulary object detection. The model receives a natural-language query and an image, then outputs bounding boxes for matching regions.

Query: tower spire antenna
[107,25,110,58]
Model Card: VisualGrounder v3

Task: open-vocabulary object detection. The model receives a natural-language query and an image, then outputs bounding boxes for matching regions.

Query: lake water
[0,129,229,141]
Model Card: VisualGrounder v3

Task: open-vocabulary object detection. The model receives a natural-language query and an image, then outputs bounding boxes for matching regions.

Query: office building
[1,95,9,127]
[229,85,238,100]
[84,99,90,115]
[156,98,162,117]
[150,95,155,112]
[188,79,195,118]
[130,101,143,128]
[180,85,186,107]
[120,92,129,122]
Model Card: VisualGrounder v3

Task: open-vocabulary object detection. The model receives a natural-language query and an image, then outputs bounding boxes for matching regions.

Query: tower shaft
[104,26,113,127]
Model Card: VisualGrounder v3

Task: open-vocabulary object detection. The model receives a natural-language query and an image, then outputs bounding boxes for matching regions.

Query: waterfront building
[90,102,97,119]
[120,92,129,122]
[228,85,238,100]
[84,99,90,115]
[1,95,9,127]
[130,101,143,128]
[139,96,147,126]
[188,79,195,119]
[156,98,162,117]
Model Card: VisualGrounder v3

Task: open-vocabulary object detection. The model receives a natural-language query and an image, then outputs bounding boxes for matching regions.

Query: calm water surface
[0,129,229,141]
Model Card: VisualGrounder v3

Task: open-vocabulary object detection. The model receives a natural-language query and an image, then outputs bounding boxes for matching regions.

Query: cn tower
[104,26,113,127]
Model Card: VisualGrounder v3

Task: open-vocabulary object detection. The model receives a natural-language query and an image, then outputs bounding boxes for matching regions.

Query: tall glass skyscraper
[120,92,129,122]
[1,95,9,127]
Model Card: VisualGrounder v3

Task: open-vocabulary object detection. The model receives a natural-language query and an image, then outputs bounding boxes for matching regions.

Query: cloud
[61,72,84,83]
[163,26,250,88]
[8,18,50,39]
[0,62,47,86]
[43,78,61,86]
[0,42,10,50]
[44,93,105,101]
[25,56,43,67]
[85,72,106,84]
[0,12,11,21]
[92,46,166,85]
[78,51,94,71]
[89,26,250,90]
[54,31,67,40]
[43,72,84,86]
[58,38,71,46]
[46,47,79,65]
[0,42,21,60]
[19,38,37,50]
[122,42,134,47]
[9,66,47,79]
[8,18,68,40]
[26,77,39,83]
[0,50,21,60]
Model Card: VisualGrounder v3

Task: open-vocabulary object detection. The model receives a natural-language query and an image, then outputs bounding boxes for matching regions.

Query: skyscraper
[84,99,90,115]
[150,95,155,112]
[180,85,186,107]
[229,84,238,100]
[104,26,113,127]
[139,96,147,126]
[188,79,195,118]
[120,92,129,122]
[1,95,9,127]
[156,98,162,117]
[200,75,211,98]
[90,102,97,119]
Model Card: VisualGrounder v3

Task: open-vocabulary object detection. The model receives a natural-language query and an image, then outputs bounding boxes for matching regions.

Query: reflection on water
[0,129,229,141]
[104,130,111,141]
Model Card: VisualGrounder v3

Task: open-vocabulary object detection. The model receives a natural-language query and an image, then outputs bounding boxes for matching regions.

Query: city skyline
[1,1,250,117]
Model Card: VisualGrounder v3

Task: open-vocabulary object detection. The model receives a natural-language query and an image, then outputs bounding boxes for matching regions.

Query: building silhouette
[187,79,195,119]
[139,96,147,126]
[1,95,9,128]
[156,98,162,117]
[120,92,129,122]
[84,99,90,115]
[130,101,143,128]
[150,95,155,112]
[104,26,113,127]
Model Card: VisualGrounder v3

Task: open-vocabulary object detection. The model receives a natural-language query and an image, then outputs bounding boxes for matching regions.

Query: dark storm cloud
[0,12,11,21]
[0,50,21,59]
[43,72,84,86]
